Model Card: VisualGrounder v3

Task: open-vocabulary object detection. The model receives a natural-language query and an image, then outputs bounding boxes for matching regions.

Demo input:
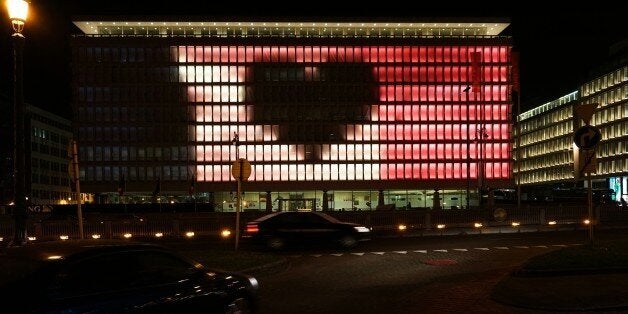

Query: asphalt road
[254,230,628,313]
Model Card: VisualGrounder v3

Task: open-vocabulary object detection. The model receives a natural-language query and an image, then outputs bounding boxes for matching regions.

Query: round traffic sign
[231,158,252,181]
[573,125,601,149]
[493,208,507,222]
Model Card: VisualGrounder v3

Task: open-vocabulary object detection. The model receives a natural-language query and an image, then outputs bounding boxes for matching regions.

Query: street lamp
[7,0,29,246]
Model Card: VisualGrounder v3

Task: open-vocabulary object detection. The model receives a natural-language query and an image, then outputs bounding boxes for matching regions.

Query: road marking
[301,242,566,259]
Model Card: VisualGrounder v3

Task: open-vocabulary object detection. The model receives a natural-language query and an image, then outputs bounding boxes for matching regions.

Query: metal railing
[1,204,626,242]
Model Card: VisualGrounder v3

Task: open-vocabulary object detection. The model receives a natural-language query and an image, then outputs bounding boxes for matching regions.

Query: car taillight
[246,224,259,233]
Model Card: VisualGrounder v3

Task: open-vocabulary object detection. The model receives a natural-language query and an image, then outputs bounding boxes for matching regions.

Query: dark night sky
[1,1,625,119]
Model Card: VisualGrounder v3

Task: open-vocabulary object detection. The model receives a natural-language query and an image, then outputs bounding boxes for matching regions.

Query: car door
[300,213,338,244]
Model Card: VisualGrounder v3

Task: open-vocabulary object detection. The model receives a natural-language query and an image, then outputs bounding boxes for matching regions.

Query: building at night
[71,18,516,210]
[26,105,74,205]
[0,93,73,206]
[514,45,628,203]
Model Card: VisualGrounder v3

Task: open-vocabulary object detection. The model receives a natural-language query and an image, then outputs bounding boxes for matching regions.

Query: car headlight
[354,226,370,233]
[248,276,259,289]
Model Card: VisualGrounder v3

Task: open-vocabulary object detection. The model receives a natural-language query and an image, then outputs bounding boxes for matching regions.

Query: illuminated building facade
[515,62,628,202]
[71,19,515,210]
[515,92,578,185]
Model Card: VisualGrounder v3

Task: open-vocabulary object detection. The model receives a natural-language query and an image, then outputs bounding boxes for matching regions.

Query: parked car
[243,211,371,250]
[0,240,259,313]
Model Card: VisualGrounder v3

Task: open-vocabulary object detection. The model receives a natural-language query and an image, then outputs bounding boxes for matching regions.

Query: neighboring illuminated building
[71,19,515,210]
[26,105,74,205]
[0,96,73,206]
[514,92,578,185]
[579,64,628,202]
[515,62,628,202]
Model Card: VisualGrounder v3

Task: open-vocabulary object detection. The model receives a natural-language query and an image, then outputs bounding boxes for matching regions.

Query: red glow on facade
[178,45,513,182]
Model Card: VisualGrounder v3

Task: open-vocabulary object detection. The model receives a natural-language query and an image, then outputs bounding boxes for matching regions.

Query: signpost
[67,140,84,239]
[573,103,599,244]
[232,158,251,250]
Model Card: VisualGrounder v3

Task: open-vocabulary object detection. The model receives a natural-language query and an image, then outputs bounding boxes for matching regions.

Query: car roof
[1,240,165,262]
[251,211,340,222]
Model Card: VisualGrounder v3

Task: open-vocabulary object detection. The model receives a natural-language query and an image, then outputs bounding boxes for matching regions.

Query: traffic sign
[575,103,598,125]
[231,158,252,181]
[573,125,601,149]
[493,208,507,222]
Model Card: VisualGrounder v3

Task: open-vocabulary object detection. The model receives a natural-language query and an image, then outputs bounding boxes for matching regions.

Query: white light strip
[74,21,510,36]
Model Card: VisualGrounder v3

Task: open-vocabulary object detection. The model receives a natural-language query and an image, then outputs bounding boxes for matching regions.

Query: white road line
[330,253,343,257]
[514,246,529,249]
[414,250,428,253]
[394,251,408,254]
[372,252,385,255]
[474,248,490,251]
[453,249,468,252]
[552,244,567,247]
[310,254,322,257]
[434,249,448,253]
[288,255,302,258]
[494,247,509,250]
[351,252,365,256]
[532,245,548,248]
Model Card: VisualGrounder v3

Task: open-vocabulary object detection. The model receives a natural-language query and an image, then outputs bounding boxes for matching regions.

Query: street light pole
[232,132,240,250]
[7,0,29,246]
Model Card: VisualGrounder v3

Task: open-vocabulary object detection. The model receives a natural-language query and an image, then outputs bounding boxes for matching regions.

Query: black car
[243,211,371,250]
[0,240,258,313]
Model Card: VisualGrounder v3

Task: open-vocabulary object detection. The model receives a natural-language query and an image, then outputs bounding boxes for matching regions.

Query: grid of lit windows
[514,92,577,184]
[179,45,513,182]
[72,20,515,191]
[579,65,628,177]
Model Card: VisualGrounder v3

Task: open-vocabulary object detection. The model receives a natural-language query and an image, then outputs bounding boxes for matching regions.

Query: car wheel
[339,235,357,248]
[266,237,285,250]
[225,296,252,314]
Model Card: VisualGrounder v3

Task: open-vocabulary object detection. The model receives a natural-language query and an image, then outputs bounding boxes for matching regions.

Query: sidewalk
[491,270,628,311]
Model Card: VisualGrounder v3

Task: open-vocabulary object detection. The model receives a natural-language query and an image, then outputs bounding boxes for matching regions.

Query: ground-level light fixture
[397,224,407,231]
[548,221,557,225]
[154,232,164,238]
[221,229,231,238]
[511,222,520,227]
[185,231,195,238]
[123,233,133,239]
[92,234,101,239]
[474,223,483,228]
[437,224,446,229]
[59,235,69,240]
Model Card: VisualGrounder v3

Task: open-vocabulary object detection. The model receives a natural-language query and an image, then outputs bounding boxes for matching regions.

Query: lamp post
[231,132,240,250]
[7,0,28,246]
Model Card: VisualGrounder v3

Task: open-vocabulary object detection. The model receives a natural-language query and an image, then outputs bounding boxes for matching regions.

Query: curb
[514,266,628,277]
